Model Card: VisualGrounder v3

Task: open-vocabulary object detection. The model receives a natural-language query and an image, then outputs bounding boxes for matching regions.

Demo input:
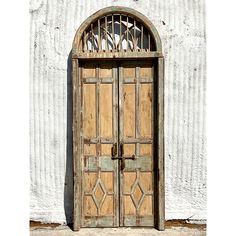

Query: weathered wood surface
[72,50,162,59]
[72,6,162,53]
[72,58,81,231]
[119,62,154,227]
[157,57,165,230]
[72,6,164,231]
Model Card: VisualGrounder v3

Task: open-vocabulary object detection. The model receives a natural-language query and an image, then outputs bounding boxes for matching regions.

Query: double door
[77,60,156,227]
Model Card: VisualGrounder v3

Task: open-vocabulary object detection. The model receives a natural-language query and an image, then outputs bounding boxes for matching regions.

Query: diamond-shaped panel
[132,183,144,206]
[94,182,105,205]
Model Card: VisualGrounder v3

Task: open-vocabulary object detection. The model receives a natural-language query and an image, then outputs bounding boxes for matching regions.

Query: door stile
[73,58,81,231]
[157,57,165,230]
[118,63,123,226]
[113,64,120,227]
[135,66,140,205]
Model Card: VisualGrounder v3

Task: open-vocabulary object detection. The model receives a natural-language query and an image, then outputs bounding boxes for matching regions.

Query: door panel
[80,62,119,227]
[119,62,154,227]
[80,61,154,227]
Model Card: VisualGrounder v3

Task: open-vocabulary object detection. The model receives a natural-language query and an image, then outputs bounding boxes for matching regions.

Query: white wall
[30,0,206,223]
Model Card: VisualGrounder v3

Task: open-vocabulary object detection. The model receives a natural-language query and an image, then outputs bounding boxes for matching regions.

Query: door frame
[72,6,165,231]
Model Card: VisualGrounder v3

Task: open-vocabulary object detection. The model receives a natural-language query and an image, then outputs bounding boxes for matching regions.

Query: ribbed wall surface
[30,0,206,223]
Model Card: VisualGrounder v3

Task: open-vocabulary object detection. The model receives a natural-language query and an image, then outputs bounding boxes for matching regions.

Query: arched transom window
[81,14,156,52]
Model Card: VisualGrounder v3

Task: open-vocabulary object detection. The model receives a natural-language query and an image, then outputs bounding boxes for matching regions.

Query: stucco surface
[30,0,206,223]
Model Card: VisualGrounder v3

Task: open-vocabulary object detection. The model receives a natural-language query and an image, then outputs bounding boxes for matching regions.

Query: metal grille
[82,14,155,52]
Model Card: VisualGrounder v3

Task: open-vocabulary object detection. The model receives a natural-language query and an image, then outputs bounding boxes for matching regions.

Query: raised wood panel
[140,65,152,78]
[83,84,96,138]
[101,195,114,216]
[123,66,135,78]
[139,195,152,215]
[140,144,152,156]
[100,84,113,138]
[123,84,135,138]
[140,172,152,192]
[82,65,96,78]
[101,172,114,193]
[83,170,116,218]
[84,172,97,193]
[133,184,143,205]
[84,196,97,216]
[84,144,96,156]
[123,172,136,193]
[123,196,136,215]
[123,144,135,156]
[140,84,152,138]
[99,65,113,78]
[101,144,112,156]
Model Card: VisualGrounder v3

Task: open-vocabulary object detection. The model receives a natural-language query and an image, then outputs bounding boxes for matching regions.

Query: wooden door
[119,62,154,226]
[78,60,155,227]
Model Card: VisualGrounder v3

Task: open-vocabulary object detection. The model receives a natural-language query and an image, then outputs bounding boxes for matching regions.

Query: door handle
[120,143,136,170]
[111,143,122,160]
[120,143,136,160]
[111,143,136,170]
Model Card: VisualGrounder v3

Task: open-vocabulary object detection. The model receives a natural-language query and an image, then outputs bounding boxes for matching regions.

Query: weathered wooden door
[72,6,165,231]
[78,60,155,227]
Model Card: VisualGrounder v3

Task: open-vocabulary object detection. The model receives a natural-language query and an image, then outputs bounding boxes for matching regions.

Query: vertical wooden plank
[123,84,136,138]
[72,58,81,231]
[118,64,123,226]
[135,66,140,162]
[83,84,96,138]
[140,84,152,138]
[96,65,100,160]
[157,57,165,230]
[113,63,119,226]
[100,84,113,138]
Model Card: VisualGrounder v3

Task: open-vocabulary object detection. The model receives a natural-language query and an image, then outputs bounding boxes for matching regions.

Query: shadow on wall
[64,50,74,227]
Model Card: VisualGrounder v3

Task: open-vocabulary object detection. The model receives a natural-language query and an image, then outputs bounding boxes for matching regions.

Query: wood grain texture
[72,58,81,231]
[123,84,135,138]
[83,84,96,138]
[74,60,164,229]
[100,84,113,138]
[140,84,152,138]
[119,62,155,227]
[157,57,165,230]
[80,62,119,227]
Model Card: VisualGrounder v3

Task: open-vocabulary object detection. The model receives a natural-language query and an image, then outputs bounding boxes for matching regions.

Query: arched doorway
[72,6,164,231]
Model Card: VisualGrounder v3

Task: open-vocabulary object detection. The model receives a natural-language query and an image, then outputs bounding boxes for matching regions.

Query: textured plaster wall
[30,0,206,223]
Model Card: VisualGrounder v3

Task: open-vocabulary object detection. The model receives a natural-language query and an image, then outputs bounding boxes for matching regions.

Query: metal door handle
[111,143,122,160]
[120,143,136,170]
[120,143,136,160]
[125,154,136,160]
